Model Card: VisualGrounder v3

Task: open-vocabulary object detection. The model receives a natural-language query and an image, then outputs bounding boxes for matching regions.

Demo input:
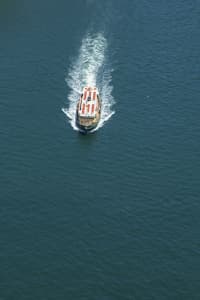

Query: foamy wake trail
[62,32,115,132]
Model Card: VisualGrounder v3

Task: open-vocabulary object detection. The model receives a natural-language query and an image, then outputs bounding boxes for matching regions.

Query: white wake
[62,32,115,132]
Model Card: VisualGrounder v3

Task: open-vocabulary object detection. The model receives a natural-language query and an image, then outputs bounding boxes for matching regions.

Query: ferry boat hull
[76,87,101,133]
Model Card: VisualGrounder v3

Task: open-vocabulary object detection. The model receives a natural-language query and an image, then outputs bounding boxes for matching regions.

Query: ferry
[76,86,101,132]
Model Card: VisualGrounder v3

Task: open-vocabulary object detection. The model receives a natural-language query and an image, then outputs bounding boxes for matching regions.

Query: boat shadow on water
[77,128,98,148]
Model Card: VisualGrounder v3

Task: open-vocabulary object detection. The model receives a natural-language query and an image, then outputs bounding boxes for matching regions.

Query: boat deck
[78,87,99,118]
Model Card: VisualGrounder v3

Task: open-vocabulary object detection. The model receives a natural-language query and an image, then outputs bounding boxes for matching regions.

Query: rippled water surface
[0,0,200,299]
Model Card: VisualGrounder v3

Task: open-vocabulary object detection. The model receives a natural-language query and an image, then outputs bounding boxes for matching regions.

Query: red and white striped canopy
[78,87,99,117]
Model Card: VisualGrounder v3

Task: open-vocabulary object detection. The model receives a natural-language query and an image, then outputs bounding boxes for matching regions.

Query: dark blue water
[1,1,200,299]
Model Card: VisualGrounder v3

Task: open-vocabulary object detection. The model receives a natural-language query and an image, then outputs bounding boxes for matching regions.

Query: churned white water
[62,32,115,132]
